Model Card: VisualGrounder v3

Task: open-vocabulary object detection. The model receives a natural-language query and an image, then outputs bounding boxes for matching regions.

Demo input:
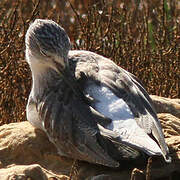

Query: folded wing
[69,50,171,162]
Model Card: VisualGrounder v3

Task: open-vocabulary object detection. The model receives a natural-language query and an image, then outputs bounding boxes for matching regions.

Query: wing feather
[97,57,170,161]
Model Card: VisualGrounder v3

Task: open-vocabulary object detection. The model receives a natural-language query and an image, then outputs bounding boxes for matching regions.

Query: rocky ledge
[0,95,180,180]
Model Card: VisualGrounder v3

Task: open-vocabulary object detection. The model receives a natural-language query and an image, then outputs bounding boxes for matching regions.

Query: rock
[158,113,180,161]
[158,113,180,138]
[0,164,69,180]
[0,96,180,179]
[0,122,71,179]
[0,164,48,180]
[151,95,180,118]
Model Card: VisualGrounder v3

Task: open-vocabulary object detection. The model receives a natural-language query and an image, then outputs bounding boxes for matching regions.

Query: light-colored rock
[158,113,180,138]
[0,122,72,179]
[0,164,69,180]
[158,113,180,161]
[151,95,180,118]
[0,164,48,180]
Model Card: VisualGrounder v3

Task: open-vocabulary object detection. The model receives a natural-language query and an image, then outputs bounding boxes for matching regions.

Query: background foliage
[0,0,179,125]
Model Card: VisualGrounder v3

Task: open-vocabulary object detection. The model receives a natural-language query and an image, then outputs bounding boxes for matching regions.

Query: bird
[25,19,171,168]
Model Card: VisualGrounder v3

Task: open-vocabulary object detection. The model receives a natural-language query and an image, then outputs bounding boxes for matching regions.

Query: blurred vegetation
[0,0,179,125]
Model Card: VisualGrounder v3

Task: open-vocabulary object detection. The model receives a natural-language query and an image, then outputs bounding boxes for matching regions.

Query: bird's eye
[40,49,51,58]
[40,49,46,56]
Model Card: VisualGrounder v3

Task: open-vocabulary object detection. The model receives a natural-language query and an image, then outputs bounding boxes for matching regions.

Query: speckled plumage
[25,19,171,168]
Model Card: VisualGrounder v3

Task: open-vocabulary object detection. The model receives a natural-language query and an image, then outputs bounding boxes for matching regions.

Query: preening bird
[25,19,171,168]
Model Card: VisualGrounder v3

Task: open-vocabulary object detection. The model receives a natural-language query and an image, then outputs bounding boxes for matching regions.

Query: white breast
[85,84,162,156]
[26,99,43,130]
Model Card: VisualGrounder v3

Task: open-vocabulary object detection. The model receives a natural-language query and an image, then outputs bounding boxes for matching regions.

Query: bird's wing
[68,50,170,162]
[69,98,142,165]
[98,62,170,159]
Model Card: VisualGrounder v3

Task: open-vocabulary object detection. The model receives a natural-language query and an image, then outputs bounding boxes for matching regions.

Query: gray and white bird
[25,19,171,168]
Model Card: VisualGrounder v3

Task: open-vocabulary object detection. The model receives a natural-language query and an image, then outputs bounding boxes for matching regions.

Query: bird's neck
[30,64,61,101]
[29,62,85,103]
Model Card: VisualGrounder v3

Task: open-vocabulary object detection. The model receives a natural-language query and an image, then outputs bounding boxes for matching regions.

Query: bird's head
[25,19,71,73]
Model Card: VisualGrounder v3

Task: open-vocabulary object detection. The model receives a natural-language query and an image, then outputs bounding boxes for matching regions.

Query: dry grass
[0,0,179,125]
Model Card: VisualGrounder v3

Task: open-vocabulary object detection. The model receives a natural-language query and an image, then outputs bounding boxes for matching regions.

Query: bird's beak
[51,56,68,75]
